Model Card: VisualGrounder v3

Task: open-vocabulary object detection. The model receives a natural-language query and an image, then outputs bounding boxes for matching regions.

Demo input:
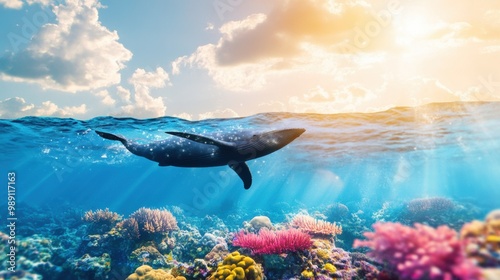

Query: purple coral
[353,222,482,280]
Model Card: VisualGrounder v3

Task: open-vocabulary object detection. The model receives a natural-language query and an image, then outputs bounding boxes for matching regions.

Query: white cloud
[0,0,51,8]
[0,97,86,118]
[205,22,215,31]
[35,101,87,116]
[174,108,239,121]
[455,85,500,102]
[120,67,170,118]
[198,108,239,120]
[172,44,274,91]
[289,84,376,113]
[173,112,193,121]
[116,86,131,103]
[26,0,51,5]
[94,89,115,106]
[0,0,23,9]
[0,97,34,118]
[257,100,288,113]
[172,0,396,91]
[129,67,170,88]
[0,0,132,92]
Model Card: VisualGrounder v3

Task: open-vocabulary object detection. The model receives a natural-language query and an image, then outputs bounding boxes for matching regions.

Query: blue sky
[1,0,500,119]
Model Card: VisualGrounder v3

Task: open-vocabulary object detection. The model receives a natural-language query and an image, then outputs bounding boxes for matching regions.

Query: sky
[0,0,499,120]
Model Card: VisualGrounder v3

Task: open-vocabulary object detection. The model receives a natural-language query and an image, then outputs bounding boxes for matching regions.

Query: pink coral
[291,214,342,237]
[354,222,482,280]
[233,228,312,255]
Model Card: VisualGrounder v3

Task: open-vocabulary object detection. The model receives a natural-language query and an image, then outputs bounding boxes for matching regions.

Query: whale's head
[238,128,305,159]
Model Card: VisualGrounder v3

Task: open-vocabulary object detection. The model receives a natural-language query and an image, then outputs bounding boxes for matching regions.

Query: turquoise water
[2,102,499,214]
[1,101,500,279]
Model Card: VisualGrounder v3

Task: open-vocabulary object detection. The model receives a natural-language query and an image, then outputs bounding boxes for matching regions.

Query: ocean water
[1,101,500,279]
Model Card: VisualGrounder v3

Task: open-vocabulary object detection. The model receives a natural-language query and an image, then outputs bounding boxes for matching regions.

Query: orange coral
[82,208,122,234]
[83,208,122,224]
[291,214,342,237]
[122,208,178,240]
[130,207,178,233]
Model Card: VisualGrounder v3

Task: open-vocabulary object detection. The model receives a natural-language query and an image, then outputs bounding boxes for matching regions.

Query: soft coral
[354,222,482,280]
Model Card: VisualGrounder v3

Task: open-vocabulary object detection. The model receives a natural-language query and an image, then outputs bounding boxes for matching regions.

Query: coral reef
[205,243,230,267]
[7,234,66,279]
[246,216,273,232]
[461,209,500,267]
[291,214,342,237]
[82,208,122,234]
[406,197,455,214]
[325,202,350,221]
[4,201,496,280]
[130,245,167,268]
[172,258,211,279]
[233,228,312,255]
[126,265,186,280]
[208,251,262,280]
[69,253,112,279]
[396,197,480,230]
[122,207,178,241]
[170,226,204,262]
[354,222,482,280]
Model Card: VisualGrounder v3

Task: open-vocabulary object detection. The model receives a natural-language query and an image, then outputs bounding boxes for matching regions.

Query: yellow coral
[125,265,186,280]
[316,249,330,260]
[324,263,337,273]
[209,251,262,280]
[301,270,314,279]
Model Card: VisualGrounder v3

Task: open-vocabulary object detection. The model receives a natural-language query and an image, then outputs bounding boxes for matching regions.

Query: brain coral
[125,265,186,280]
[209,251,262,280]
[248,216,273,231]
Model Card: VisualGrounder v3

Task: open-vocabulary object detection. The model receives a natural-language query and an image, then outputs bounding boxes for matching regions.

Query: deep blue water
[1,101,499,216]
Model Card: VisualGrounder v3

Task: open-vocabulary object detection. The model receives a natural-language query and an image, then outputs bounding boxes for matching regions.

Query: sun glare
[395,14,433,46]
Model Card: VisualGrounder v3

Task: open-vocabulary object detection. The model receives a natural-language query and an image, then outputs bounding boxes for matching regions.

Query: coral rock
[126,265,186,280]
[248,216,273,231]
[209,251,262,280]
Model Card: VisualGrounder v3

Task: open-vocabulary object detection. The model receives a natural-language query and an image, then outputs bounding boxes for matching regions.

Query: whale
[95,128,305,189]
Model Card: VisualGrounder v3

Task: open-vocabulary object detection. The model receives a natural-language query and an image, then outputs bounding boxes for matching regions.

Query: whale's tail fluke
[95,130,127,145]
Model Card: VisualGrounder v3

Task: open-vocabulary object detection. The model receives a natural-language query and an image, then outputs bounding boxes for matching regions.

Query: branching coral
[122,208,178,240]
[132,207,178,233]
[82,208,122,234]
[122,217,140,240]
[233,228,312,255]
[354,222,482,280]
[291,214,342,237]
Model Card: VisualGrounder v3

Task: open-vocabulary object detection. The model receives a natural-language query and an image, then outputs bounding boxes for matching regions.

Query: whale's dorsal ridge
[165,131,236,149]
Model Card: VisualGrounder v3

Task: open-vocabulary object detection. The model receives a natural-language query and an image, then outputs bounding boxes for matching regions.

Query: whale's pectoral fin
[95,130,127,145]
[166,131,236,149]
[229,161,252,190]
